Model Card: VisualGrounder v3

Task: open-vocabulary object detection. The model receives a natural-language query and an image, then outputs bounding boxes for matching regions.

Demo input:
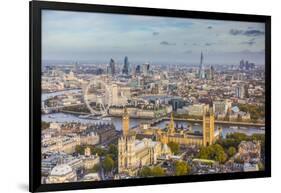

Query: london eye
[84,77,112,116]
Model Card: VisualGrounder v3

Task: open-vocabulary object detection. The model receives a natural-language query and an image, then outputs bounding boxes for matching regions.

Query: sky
[42,10,265,65]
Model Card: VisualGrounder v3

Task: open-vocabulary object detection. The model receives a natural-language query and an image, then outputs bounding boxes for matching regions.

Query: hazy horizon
[42,10,265,65]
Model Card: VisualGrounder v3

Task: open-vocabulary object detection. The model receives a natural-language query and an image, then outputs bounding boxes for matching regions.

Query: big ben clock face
[30,1,270,192]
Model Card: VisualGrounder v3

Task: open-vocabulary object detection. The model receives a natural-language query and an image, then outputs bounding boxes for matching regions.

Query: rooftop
[50,164,73,176]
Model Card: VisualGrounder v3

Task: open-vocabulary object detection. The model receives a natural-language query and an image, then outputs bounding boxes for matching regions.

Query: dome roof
[50,164,73,176]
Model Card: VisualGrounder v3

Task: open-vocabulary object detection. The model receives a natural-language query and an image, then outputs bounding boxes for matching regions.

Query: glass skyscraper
[122,56,130,75]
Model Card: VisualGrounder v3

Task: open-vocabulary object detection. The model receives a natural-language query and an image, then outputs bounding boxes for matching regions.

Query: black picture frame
[29,1,271,192]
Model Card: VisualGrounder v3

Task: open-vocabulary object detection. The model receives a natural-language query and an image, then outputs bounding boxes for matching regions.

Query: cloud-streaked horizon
[42,10,265,65]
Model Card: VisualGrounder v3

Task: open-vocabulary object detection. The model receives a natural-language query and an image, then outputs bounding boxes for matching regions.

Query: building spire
[122,107,129,136]
[168,113,175,134]
[203,105,215,146]
[199,51,205,79]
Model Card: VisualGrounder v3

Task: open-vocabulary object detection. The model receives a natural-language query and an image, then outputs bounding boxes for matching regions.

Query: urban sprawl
[41,53,265,184]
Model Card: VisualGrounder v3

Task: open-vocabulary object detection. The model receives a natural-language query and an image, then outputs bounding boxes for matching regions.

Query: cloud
[205,42,215,46]
[42,10,265,64]
[183,50,192,54]
[229,29,244,35]
[152,32,160,36]
[241,38,256,46]
[238,49,264,54]
[229,29,264,36]
[243,29,264,36]
[160,41,176,46]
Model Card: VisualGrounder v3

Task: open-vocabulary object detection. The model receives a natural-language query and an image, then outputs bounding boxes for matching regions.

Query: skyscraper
[108,58,116,76]
[235,84,245,99]
[122,56,131,75]
[135,65,141,75]
[107,58,116,76]
[210,65,214,80]
[142,63,150,76]
[198,52,205,79]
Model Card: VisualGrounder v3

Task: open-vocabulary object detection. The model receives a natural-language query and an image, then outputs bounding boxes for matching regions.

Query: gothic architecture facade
[117,106,218,175]
[118,108,171,174]
[157,106,218,147]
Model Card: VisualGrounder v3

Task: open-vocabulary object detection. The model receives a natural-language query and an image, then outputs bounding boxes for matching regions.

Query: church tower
[122,107,129,136]
[118,107,136,173]
[203,106,215,146]
[168,113,175,135]
[118,137,126,172]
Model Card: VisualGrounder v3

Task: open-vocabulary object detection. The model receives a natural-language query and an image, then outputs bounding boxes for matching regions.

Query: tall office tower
[74,61,79,72]
[110,84,119,105]
[122,56,130,75]
[210,65,214,80]
[109,58,115,76]
[198,52,205,79]
[135,65,141,75]
[235,84,245,99]
[142,62,150,76]
[203,106,215,147]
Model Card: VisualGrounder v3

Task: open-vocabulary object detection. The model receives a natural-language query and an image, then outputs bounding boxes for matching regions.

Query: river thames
[42,89,265,138]
[42,112,264,138]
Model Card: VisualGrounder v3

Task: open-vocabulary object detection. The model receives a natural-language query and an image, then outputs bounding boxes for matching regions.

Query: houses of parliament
[117,106,219,174]
[156,107,219,147]
[118,108,172,174]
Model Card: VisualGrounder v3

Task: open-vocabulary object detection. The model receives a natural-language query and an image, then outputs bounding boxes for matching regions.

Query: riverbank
[60,110,89,115]
[42,112,265,137]
[56,110,265,127]
[172,118,265,127]
[42,88,82,94]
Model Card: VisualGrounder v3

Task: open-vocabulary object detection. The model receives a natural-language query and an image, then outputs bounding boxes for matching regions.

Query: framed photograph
[30,1,271,192]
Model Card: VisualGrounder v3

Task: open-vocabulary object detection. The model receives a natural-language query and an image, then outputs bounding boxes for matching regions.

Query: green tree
[168,141,180,155]
[91,147,107,157]
[216,132,265,157]
[139,166,152,177]
[258,162,264,171]
[227,146,236,157]
[212,144,227,163]
[174,161,190,176]
[139,166,165,177]
[198,147,209,159]
[108,144,118,159]
[75,145,85,155]
[102,155,114,173]
[151,166,165,177]
[238,104,265,121]
[41,121,50,130]
[198,144,227,163]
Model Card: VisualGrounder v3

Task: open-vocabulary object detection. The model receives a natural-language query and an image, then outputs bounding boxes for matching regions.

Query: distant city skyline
[42,10,265,65]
